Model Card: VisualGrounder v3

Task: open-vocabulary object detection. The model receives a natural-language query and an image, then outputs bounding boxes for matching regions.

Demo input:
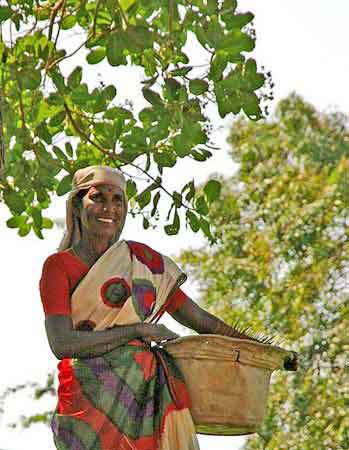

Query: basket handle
[283,351,298,371]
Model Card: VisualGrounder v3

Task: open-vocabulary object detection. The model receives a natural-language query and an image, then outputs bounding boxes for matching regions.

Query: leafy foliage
[0,372,55,428]
[179,94,349,450]
[0,0,267,240]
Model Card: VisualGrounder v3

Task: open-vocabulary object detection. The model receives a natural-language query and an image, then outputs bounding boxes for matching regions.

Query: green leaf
[21,69,41,90]
[52,145,68,161]
[191,148,212,161]
[36,122,52,144]
[86,47,106,64]
[126,26,154,52]
[36,8,50,20]
[104,107,133,120]
[71,84,90,106]
[47,93,64,106]
[182,180,195,201]
[103,85,117,101]
[49,110,66,127]
[224,12,254,30]
[170,66,193,77]
[154,151,177,168]
[151,191,161,217]
[4,190,26,214]
[0,7,12,23]
[199,216,213,239]
[106,32,126,66]
[242,92,262,120]
[196,195,209,215]
[68,66,82,89]
[126,179,137,199]
[164,78,182,101]
[143,217,150,229]
[164,209,180,235]
[142,88,163,107]
[65,142,73,158]
[33,225,44,239]
[185,121,208,145]
[204,179,222,203]
[6,215,27,229]
[209,52,228,81]
[61,15,77,30]
[56,174,73,196]
[18,223,31,237]
[174,134,191,157]
[30,207,43,228]
[189,79,209,95]
[120,0,137,11]
[42,218,54,229]
[221,0,237,12]
[173,191,182,208]
[50,71,66,92]
[186,210,200,232]
[136,190,151,208]
[244,59,265,91]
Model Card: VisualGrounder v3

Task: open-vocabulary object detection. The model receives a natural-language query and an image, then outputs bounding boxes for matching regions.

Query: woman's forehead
[88,184,123,195]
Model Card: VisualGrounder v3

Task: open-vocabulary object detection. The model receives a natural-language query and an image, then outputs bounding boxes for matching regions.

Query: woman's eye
[114,196,123,205]
[91,194,103,202]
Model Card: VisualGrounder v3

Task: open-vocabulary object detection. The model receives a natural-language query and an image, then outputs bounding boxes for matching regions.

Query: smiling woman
[71,184,126,266]
[39,165,276,450]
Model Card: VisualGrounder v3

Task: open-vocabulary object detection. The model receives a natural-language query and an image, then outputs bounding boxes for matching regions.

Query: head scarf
[58,165,128,251]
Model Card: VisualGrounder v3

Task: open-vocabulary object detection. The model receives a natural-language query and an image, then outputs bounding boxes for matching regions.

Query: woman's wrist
[134,323,146,338]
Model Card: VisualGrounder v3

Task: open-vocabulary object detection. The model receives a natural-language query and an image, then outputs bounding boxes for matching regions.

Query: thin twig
[48,0,64,41]
[46,37,89,71]
[53,1,66,49]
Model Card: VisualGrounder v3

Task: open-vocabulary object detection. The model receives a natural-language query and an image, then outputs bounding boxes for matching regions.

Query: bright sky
[1,1,349,449]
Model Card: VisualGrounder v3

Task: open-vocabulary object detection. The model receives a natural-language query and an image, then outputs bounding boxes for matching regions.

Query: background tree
[0,0,271,240]
[179,93,349,450]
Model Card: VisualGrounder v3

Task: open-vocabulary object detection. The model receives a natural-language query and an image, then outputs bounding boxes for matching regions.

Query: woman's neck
[74,234,116,267]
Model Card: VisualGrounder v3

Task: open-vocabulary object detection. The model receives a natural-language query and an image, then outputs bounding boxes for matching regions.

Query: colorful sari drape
[52,240,200,450]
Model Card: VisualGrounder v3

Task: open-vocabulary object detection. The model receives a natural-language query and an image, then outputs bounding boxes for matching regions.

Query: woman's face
[77,183,125,242]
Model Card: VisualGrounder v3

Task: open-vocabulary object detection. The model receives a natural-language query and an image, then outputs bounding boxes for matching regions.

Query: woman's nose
[103,201,116,213]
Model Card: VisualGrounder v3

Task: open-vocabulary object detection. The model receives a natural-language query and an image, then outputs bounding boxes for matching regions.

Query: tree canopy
[0,0,270,240]
[179,94,349,449]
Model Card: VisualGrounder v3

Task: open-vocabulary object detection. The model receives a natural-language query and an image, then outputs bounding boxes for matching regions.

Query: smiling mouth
[97,218,115,224]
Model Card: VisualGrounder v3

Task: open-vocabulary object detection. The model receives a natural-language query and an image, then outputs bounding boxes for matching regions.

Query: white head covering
[58,165,128,251]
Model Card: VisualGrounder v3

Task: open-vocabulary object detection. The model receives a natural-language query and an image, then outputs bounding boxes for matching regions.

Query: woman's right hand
[138,323,180,343]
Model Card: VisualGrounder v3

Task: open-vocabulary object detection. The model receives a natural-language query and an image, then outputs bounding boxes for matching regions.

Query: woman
[40,165,264,450]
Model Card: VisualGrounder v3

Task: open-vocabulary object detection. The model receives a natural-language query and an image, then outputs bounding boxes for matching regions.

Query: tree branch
[64,103,196,213]
[53,0,66,49]
[48,0,65,41]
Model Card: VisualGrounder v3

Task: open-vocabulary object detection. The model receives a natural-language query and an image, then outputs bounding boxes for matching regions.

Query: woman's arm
[45,316,179,359]
[170,296,257,340]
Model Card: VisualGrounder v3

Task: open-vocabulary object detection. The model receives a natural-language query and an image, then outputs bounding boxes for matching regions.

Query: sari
[51,240,200,450]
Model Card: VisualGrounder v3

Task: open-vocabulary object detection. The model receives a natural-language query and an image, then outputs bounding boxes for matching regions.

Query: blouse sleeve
[166,287,189,314]
[39,254,71,317]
